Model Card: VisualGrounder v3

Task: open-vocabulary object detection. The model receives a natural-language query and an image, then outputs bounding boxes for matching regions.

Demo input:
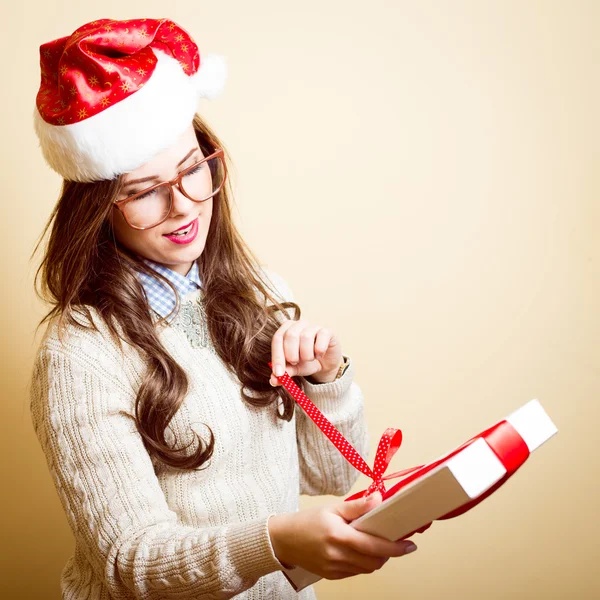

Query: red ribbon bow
[269,363,530,537]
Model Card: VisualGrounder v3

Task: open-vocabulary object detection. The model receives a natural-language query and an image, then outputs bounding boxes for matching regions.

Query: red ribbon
[269,363,530,537]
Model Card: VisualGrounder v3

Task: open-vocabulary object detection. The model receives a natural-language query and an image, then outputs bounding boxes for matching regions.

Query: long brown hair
[31,112,303,470]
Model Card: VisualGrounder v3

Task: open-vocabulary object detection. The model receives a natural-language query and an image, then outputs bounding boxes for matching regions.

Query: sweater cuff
[225,514,285,580]
[299,354,355,410]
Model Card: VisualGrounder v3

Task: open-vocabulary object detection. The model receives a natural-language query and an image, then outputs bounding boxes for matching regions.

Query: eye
[184,165,203,177]
[133,189,156,200]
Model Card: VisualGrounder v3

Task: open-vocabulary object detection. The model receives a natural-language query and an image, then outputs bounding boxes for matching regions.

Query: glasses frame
[113,147,227,230]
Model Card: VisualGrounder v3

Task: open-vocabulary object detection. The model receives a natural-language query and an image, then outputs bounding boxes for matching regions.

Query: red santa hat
[33,17,227,182]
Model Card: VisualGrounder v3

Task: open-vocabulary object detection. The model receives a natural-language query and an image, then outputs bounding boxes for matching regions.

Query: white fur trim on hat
[192,54,228,100]
[33,48,228,182]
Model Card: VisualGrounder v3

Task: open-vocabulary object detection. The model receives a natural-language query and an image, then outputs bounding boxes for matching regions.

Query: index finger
[342,527,417,559]
[270,319,295,377]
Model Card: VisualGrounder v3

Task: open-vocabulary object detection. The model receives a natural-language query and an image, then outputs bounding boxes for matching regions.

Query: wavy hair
[30,112,303,470]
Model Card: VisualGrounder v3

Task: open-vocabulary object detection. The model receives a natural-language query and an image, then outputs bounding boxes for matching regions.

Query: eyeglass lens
[123,156,225,228]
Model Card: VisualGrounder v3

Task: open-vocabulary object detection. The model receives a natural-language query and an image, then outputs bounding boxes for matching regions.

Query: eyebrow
[123,148,199,190]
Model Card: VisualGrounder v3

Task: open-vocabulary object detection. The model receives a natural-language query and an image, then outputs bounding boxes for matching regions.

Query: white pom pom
[193,53,228,99]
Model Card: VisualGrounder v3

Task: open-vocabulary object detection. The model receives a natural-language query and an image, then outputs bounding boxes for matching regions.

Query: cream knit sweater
[29,268,370,599]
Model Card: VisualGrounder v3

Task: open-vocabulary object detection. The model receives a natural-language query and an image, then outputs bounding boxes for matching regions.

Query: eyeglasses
[113,148,227,230]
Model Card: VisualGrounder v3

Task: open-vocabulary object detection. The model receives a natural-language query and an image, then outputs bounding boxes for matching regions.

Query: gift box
[268,364,558,592]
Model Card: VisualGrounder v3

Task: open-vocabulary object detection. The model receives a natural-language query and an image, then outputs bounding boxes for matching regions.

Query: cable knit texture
[29,267,370,599]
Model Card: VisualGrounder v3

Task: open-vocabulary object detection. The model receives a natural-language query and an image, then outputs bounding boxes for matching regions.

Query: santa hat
[33,17,227,182]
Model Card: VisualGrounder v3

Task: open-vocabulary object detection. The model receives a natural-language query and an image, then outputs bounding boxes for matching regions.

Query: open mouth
[164,219,195,236]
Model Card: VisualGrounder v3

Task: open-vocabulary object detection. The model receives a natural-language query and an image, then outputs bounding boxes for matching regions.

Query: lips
[164,219,195,235]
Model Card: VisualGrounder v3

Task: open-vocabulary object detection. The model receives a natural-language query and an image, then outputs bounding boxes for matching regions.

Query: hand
[268,492,418,579]
[269,318,343,385]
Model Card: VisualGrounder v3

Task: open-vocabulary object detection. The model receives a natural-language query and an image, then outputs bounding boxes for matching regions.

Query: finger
[327,546,389,575]
[314,327,333,359]
[281,320,309,366]
[339,548,389,575]
[271,319,297,377]
[299,325,321,363]
[343,528,418,559]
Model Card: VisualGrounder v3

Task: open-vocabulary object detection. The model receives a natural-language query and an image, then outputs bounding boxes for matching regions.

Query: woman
[29,17,417,599]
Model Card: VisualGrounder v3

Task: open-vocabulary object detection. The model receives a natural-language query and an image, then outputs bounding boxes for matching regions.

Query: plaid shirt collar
[137,258,202,323]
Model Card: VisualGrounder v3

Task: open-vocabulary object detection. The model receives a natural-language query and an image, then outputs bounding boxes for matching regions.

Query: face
[109,123,213,277]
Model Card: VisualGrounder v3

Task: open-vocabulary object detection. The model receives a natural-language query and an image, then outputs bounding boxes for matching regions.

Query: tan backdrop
[3,1,597,598]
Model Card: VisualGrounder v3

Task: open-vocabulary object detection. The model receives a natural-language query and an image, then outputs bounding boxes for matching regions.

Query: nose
[168,184,196,218]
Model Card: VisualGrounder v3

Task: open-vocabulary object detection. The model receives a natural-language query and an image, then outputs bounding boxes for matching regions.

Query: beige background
[2,1,597,598]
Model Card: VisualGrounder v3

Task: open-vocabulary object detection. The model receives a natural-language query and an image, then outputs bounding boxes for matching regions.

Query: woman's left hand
[270,319,343,385]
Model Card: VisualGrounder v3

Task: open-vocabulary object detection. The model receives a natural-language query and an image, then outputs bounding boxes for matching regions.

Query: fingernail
[274,364,284,377]
[404,543,417,554]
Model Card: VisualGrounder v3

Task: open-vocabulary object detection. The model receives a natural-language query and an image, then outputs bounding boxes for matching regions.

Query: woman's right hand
[267,491,418,580]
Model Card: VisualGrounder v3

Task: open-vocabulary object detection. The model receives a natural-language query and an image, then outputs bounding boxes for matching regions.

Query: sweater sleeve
[29,342,284,599]
[259,266,370,497]
[296,354,370,496]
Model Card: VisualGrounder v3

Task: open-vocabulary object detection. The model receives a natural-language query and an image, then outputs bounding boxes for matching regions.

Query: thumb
[335,491,383,523]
